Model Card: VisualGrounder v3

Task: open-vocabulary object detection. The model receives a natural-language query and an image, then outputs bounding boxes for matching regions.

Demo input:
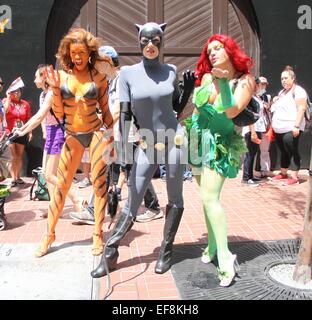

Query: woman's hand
[249,125,261,144]
[251,132,261,144]
[211,68,230,94]
[44,65,60,90]
[12,128,24,137]
[28,131,33,142]
[292,127,300,138]
[272,96,279,103]
[5,92,11,102]
[3,92,12,113]
[211,68,229,79]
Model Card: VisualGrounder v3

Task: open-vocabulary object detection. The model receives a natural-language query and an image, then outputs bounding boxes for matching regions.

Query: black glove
[173,70,196,113]
[181,70,196,93]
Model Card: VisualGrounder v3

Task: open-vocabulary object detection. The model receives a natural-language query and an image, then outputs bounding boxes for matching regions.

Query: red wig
[195,34,254,86]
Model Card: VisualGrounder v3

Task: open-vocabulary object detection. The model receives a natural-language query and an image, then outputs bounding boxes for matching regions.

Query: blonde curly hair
[56,28,102,72]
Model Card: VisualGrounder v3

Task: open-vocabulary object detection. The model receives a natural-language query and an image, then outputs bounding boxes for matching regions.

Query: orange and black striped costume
[36,68,113,257]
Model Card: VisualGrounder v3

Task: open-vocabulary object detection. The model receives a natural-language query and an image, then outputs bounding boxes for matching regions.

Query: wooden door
[95,0,260,118]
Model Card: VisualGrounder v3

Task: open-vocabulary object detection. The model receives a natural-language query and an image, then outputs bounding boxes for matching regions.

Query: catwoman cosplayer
[91,22,195,278]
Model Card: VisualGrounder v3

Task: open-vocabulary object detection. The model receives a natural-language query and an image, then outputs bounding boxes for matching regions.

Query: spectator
[270,66,307,185]
[3,77,32,187]
[241,77,267,186]
[254,76,273,179]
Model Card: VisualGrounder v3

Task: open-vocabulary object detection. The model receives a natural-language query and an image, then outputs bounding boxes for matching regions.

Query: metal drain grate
[170,238,312,300]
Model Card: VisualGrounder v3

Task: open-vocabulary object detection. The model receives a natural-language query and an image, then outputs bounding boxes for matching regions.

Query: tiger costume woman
[35,28,114,258]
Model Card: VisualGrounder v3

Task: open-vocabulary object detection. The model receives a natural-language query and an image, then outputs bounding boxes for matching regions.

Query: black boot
[91,212,135,278]
[155,206,184,274]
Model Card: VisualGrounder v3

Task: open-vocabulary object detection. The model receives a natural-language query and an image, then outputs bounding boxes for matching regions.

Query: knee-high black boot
[155,205,184,274]
[91,212,135,278]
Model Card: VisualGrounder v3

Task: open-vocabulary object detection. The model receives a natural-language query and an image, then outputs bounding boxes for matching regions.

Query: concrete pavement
[0,170,310,300]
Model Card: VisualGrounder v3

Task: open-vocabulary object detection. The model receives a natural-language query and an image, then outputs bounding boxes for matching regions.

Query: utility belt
[139,133,185,151]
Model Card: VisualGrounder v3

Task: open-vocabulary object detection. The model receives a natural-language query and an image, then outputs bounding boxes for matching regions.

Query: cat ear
[159,23,167,32]
[135,24,143,33]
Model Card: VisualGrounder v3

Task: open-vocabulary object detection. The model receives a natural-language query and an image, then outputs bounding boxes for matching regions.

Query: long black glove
[172,70,196,114]
[119,102,133,174]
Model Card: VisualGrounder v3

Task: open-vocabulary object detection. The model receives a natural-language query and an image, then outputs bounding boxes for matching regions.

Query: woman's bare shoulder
[236,73,256,91]
[58,70,68,83]
[237,73,254,82]
[238,73,255,83]
[92,68,107,84]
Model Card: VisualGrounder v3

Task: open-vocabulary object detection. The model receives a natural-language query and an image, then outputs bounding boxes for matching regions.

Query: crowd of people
[0,22,309,287]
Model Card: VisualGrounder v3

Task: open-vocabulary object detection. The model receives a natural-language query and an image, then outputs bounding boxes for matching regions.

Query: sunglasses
[0,82,3,85]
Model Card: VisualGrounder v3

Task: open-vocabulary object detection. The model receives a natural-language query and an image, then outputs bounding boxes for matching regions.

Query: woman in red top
[3,87,32,187]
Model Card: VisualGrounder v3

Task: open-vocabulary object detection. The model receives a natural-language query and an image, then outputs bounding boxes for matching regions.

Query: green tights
[196,167,233,271]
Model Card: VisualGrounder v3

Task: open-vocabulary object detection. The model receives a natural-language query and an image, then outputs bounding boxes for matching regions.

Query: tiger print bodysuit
[36,67,113,257]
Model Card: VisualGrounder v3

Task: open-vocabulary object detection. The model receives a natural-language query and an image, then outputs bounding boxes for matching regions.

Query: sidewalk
[0,170,309,300]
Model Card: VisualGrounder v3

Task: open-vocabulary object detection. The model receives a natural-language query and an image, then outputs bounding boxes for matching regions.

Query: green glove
[217,78,236,110]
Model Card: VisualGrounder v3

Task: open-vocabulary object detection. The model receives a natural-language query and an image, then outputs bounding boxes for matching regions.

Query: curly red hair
[195,34,254,86]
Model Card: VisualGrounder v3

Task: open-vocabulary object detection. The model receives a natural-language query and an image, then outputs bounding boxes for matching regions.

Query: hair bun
[284,65,294,71]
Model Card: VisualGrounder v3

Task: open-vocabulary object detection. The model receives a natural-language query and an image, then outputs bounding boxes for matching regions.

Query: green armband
[218,78,236,110]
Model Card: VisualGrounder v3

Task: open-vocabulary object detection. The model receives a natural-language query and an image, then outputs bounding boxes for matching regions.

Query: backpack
[291,87,312,128]
[231,77,260,127]
[304,96,312,122]
[30,167,50,201]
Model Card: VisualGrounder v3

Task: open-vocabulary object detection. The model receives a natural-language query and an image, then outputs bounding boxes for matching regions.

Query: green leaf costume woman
[186,34,255,287]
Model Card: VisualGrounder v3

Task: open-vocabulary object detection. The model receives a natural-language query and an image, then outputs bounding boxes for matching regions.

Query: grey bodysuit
[119,58,187,216]
[90,22,196,279]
